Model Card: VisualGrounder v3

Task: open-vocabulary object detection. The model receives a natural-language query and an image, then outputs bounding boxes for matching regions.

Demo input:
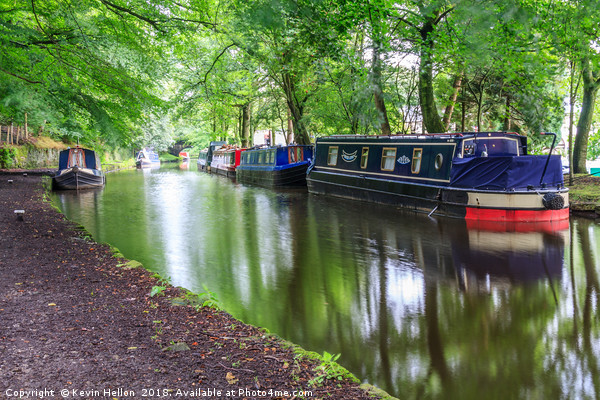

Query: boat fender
[542,193,564,210]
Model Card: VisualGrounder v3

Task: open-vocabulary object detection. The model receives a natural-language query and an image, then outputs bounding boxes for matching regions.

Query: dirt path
[0,174,386,400]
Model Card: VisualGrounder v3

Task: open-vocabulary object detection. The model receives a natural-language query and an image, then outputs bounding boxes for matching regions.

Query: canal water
[50,164,600,399]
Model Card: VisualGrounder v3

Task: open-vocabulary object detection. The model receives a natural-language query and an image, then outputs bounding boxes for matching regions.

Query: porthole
[434,153,443,170]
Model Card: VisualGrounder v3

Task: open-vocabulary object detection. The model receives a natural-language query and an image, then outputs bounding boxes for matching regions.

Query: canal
[50,164,600,399]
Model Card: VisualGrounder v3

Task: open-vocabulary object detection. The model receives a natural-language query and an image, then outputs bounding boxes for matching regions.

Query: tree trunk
[442,71,463,131]
[503,95,511,131]
[287,108,293,145]
[241,102,251,147]
[419,21,446,134]
[568,61,580,184]
[281,72,310,144]
[574,57,600,173]
[371,38,391,135]
[461,87,466,132]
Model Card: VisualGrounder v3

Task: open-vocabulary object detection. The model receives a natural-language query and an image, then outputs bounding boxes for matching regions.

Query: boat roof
[317,131,523,141]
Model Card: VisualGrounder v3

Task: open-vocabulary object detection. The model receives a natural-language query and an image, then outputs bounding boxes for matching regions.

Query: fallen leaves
[225,371,238,384]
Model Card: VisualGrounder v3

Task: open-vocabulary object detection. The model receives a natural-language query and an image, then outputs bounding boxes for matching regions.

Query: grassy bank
[566,174,600,217]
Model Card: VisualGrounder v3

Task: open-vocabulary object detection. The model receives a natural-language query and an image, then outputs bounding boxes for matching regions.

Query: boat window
[412,148,423,174]
[381,148,396,171]
[259,151,264,164]
[434,153,443,171]
[296,147,303,162]
[360,147,369,169]
[327,146,338,166]
[289,147,297,163]
[269,150,274,164]
[69,149,86,168]
[461,137,520,157]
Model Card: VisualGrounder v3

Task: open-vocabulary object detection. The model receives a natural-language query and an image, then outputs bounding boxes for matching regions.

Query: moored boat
[52,146,105,190]
[210,145,247,178]
[136,148,160,168]
[236,145,314,187]
[197,141,226,172]
[306,132,569,222]
[179,150,191,161]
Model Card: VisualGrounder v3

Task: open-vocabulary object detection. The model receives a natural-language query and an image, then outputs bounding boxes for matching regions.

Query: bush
[0,147,15,168]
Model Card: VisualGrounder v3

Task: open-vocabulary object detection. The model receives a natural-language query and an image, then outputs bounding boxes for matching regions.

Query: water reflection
[50,165,600,399]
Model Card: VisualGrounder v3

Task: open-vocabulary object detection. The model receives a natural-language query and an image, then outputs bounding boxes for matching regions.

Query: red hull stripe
[465,207,569,223]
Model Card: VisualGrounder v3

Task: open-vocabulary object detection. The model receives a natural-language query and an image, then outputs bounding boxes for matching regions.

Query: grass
[565,174,600,204]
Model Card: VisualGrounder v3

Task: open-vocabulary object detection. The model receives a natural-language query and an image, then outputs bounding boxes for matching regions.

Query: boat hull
[213,166,236,179]
[307,169,569,222]
[52,167,105,190]
[236,163,309,187]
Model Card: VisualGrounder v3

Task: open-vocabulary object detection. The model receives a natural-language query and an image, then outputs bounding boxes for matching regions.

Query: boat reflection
[451,225,567,290]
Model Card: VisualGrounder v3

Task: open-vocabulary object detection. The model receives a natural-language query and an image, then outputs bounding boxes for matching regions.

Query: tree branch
[0,68,42,84]
[433,7,455,26]
[201,43,236,85]
[98,0,166,33]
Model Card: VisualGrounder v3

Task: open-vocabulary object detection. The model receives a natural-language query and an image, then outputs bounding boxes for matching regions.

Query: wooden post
[25,113,28,139]
[16,126,20,145]
[9,122,13,145]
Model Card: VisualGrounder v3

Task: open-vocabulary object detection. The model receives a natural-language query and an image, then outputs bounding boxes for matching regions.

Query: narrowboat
[197,141,226,172]
[179,150,191,161]
[52,146,105,190]
[210,145,247,178]
[136,148,160,168]
[306,132,569,222]
[236,145,314,187]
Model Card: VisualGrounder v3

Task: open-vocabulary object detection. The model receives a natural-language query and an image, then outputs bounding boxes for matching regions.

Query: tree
[0,0,211,146]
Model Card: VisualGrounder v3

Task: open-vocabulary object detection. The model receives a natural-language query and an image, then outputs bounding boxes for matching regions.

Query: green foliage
[149,274,171,297]
[588,129,600,160]
[2,0,600,158]
[307,351,355,387]
[197,285,222,310]
[0,147,15,168]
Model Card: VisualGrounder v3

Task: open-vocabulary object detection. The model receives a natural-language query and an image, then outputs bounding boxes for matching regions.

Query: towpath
[0,173,386,400]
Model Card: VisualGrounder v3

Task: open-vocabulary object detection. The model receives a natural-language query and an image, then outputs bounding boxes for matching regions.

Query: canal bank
[0,173,390,400]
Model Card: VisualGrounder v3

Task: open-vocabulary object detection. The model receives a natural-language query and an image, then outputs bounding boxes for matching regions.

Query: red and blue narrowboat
[306,132,569,222]
[210,145,247,178]
[236,145,314,187]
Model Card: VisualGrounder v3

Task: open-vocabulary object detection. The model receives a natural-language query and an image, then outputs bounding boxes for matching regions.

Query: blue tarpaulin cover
[450,155,563,190]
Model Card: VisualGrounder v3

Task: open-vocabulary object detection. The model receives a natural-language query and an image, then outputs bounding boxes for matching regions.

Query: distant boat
[52,146,105,190]
[136,148,160,168]
[210,145,246,178]
[236,145,314,187]
[197,141,226,172]
[307,131,569,222]
[179,151,191,161]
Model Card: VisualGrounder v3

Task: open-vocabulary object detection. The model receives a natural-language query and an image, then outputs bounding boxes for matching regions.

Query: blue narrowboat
[306,132,569,223]
[52,146,105,190]
[236,145,314,187]
[197,141,226,172]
